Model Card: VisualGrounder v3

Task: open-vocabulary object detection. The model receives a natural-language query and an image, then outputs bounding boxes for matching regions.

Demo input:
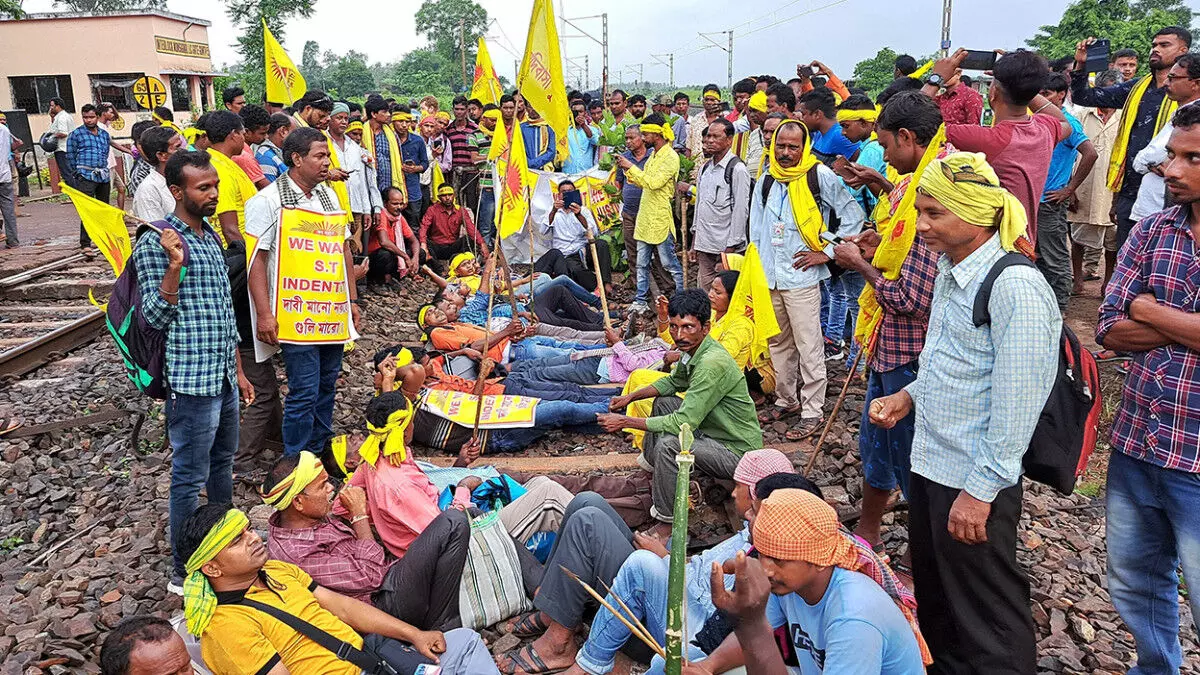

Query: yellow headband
[417,304,434,327]
[836,109,878,123]
[259,451,325,511]
[183,509,250,636]
[640,122,674,142]
[437,185,456,196]
[436,111,451,121]
[359,398,414,467]
[448,251,476,276]
[917,152,1030,254]
[482,109,501,122]
[748,91,768,113]
[392,111,413,122]
[703,88,721,100]
[183,127,206,143]
[347,121,364,133]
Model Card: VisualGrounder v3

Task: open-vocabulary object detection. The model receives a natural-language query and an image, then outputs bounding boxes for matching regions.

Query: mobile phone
[1085,39,1111,73]
[560,190,583,209]
[832,155,854,181]
[819,231,844,246]
[960,49,998,71]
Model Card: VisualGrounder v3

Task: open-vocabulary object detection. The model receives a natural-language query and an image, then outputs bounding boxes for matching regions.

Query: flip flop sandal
[784,418,824,442]
[0,418,22,437]
[498,644,569,675]
[507,611,550,639]
[757,405,801,424]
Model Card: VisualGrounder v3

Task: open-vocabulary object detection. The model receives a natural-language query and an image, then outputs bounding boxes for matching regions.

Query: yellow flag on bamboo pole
[517,0,570,162]
[471,38,504,106]
[264,20,306,106]
[496,122,532,239]
[60,182,131,277]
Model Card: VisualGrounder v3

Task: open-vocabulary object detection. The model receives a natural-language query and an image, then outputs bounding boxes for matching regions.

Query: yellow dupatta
[766,120,825,252]
[853,125,946,353]
[360,120,406,201]
[1108,74,1177,191]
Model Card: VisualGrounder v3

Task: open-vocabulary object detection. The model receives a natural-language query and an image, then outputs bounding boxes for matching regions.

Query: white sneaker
[167,574,184,596]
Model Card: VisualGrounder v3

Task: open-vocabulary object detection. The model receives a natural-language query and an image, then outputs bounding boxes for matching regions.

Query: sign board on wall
[154,36,211,59]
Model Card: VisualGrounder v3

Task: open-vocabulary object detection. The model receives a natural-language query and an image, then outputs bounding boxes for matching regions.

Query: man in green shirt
[599,289,763,535]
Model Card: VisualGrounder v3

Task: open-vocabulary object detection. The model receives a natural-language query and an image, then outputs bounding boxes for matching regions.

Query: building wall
[0,13,214,139]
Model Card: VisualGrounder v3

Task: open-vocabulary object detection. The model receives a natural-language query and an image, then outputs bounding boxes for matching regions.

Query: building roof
[0,10,212,26]
[161,69,229,77]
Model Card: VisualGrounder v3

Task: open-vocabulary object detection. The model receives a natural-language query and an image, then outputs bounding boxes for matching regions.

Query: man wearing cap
[688,85,727,161]
[329,103,381,252]
[391,109,430,227]
[564,100,600,174]
[697,489,927,674]
[262,450,472,631]
[868,152,1059,673]
[175,503,499,674]
[420,182,489,273]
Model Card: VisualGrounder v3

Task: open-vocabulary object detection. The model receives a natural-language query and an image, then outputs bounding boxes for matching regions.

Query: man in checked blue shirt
[870,152,1060,674]
[131,150,251,593]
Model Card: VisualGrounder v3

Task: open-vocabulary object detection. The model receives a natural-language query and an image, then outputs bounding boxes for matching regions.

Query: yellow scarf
[720,243,779,372]
[258,451,324,511]
[767,120,825,252]
[361,120,406,201]
[359,398,414,467]
[854,125,946,352]
[1108,74,1177,191]
[183,509,249,636]
[918,151,1030,253]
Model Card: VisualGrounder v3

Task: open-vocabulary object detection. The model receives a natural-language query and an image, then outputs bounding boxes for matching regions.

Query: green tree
[222,0,318,102]
[1025,0,1195,61]
[383,47,457,97]
[0,0,23,18]
[852,47,901,95]
[53,0,165,11]
[324,51,377,99]
[414,0,488,87]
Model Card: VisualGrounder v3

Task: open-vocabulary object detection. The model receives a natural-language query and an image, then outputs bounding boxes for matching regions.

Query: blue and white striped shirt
[906,234,1061,501]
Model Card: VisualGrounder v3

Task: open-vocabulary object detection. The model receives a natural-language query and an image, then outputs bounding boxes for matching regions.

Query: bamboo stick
[560,566,666,658]
[665,423,696,675]
[804,330,877,476]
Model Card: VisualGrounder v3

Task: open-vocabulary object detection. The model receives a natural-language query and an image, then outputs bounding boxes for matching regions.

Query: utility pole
[700,31,734,90]
[585,55,589,91]
[459,19,468,90]
[626,63,644,88]
[562,13,608,97]
[727,31,733,91]
[601,14,608,100]
[652,53,674,88]
[940,0,953,57]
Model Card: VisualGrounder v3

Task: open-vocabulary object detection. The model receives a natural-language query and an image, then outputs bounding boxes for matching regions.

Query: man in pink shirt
[922,49,1073,246]
[234,104,271,189]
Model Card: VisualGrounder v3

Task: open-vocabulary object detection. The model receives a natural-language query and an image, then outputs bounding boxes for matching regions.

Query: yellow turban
[640,122,674,142]
[917,152,1030,254]
[391,111,413,122]
[748,91,768,113]
[182,127,206,144]
[347,120,364,133]
[258,451,325,511]
[436,111,451,122]
[183,509,250,636]
[359,397,414,467]
[482,109,501,121]
[836,109,878,123]
[417,304,435,328]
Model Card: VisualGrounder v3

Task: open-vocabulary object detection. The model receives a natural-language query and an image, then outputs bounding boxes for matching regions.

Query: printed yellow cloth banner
[577,175,621,233]
[497,119,534,239]
[264,20,306,105]
[517,0,571,162]
[274,207,356,344]
[471,38,504,106]
[420,389,538,429]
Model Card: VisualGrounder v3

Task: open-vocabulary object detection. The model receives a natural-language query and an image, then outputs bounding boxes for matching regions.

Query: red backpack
[973,253,1103,495]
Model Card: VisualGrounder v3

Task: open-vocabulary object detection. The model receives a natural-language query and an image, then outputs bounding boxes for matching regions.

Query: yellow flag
[517,0,570,162]
[728,243,780,371]
[488,115,508,162]
[471,38,504,106]
[60,182,131,277]
[431,161,459,208]
[496,122,533,239]
[263,20,306,106]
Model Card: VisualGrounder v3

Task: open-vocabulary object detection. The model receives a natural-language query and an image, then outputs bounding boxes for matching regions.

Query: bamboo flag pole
[586,232,613,331]
[494,244,521,320]
[665,423,695,675]
[469,251,500,444]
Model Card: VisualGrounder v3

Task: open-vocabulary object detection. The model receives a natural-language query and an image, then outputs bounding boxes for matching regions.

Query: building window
[199,78,212,112]
[88,73,144,112]
[170,76,192,113]
[9,75,75,113]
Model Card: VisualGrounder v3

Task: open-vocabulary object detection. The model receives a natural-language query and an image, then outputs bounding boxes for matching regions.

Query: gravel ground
[0,270,1195,673]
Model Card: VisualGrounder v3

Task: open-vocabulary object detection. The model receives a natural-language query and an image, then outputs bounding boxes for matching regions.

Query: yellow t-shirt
[200,560,362,675]
[208,148,259,244]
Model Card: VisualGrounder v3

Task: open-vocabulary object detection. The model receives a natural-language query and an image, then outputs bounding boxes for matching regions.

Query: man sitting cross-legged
[177,503,499,675]
[262,448,471,632]
[597,289,763,537]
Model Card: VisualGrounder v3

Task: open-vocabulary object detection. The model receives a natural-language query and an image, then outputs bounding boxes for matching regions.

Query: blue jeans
[635,235,684,304]
[477,187,496,245]
[507,335,596,362]
[576,550,707,675]
[820,270,865,348]
[166,380,239,576]
[488,400,608,452]
[1106,449,1200,675]
[508,354,603,385]
[280,343,344,456]
[858,362,918,497]
[504,373,620,403]
[531,274,602,309]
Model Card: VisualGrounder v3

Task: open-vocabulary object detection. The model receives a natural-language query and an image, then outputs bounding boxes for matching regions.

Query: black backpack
[105,221,191,399]
[973,253,1102,495]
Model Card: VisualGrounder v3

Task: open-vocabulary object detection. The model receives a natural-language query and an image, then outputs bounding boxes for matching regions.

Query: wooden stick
[595,575,659,658]
[560,566,666,658]
[804,331,876,476]
[528,211,536,314]
[679,197,689,290]
[586,234,613,331]
[470,251,500,444]
[494,244,522,320]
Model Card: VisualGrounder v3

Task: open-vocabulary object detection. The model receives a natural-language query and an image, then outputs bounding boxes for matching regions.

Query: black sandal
[506,611,550,639]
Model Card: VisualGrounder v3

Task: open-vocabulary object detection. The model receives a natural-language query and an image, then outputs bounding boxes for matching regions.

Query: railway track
[0,252,110,384]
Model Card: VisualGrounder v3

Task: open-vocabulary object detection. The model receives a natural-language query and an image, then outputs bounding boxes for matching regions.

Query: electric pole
[699,31,734,90]
[652,53,674,88]
[459,19,468,90]
[561,13,608,97]
[940,0,953,57]
[727,31,733,91]
[602,13,609,99]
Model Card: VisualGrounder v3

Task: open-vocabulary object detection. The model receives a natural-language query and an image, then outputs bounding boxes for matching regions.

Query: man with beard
[131,150,246,592]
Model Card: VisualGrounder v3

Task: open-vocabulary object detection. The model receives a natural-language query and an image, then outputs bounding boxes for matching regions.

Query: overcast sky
[22,0,1200,87]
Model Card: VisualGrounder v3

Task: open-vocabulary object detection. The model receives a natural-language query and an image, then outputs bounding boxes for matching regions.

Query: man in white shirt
[1132,53,1200,222]
[677,118,751,291]
[131,126,184,222]
[536,178,612,296]
[327,104,380,253]
[0,115,22,247]
[46,98,74,190]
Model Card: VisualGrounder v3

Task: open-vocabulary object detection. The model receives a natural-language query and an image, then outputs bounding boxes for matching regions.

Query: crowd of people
[18,22,1192,675]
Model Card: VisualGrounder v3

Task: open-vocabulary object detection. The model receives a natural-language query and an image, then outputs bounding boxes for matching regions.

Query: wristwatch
[925,73,945,88]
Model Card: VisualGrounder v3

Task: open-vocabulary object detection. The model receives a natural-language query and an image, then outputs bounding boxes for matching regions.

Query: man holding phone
[392,110,429,227]
[537,179,612,296]
[564,102,600,174]
[1071,27,1192,249]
